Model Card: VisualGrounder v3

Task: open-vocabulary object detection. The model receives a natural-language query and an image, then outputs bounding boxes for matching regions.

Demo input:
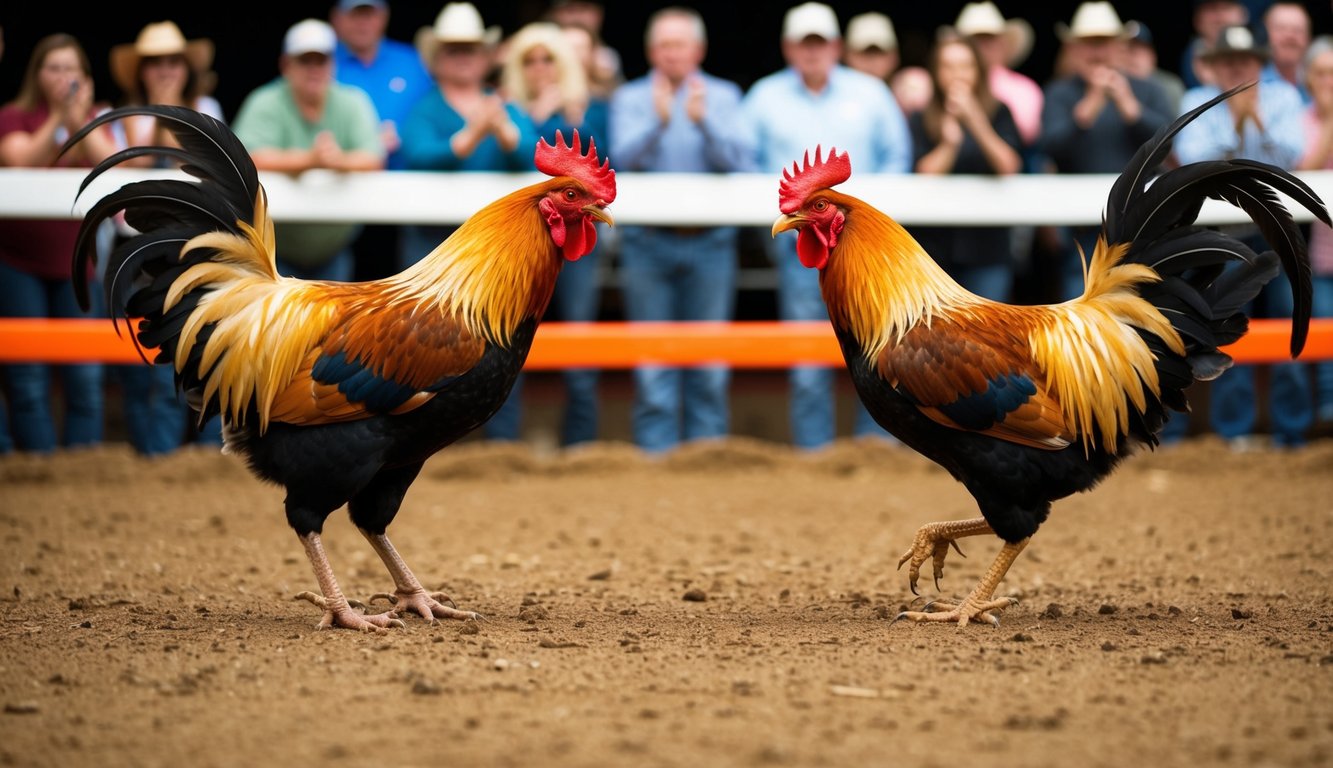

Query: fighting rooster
[67,106,614,630]
[770,86,1327,627]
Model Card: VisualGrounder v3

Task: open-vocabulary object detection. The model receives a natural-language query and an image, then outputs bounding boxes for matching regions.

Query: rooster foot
[294,591,405,632]
[369,588,483,623]
[896,528,967,595]
[893,596,1019,628]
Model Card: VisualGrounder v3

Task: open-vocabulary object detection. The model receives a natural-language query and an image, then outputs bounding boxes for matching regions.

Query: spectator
[1177,25,1309,448]
[0,34,119,453]
[331,0,435,281]
[108,20,225,454]
[609,6,752,454]
[909,35,1021,302]
[1042,1,1172,301]
[1182,0,1249,89]
[546,0,622,99]
[953,2,1042,152]
[500,21,609,446]
[232,19,384,285]
[1299,35,1333,426]
[890,66,933,117]
[1122,21,1185,113]
[403,2,537,441]
[1262,2,1311,103]
[843,13,898,85]
[743,1,911,450]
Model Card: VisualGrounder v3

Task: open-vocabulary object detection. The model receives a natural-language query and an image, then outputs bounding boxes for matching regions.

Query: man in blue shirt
[743,1,911,450]
[332,0,435,282]
[609,7,753,454]
[1176,24,1311,449]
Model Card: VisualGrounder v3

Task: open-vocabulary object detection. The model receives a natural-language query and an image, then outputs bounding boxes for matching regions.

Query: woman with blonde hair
[499,21,609,446]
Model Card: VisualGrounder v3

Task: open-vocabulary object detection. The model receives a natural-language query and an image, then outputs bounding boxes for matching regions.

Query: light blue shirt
[1175,80,1306,169]
[742,65,911,174]
[609,70,753,173]
[334,39,434,170]
[1261,61,1311,106]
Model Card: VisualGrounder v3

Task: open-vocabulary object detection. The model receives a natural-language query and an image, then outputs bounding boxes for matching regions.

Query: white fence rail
[4,168,1332,227]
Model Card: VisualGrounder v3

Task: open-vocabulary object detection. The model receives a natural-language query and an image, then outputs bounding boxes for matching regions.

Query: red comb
[535,130,616,204]
[778,146,851,214]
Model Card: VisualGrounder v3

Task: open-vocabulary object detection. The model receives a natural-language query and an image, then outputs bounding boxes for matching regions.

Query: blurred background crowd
[3,0,1333,457]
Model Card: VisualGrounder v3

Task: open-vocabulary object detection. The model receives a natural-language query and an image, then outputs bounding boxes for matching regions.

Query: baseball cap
[284,19,337,57]
[783,3,840,42]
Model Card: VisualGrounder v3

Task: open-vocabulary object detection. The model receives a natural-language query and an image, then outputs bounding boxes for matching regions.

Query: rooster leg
[359,530,483,623]
[293,533,405,631]
[896,517,994,594]
[894,538,1029,628]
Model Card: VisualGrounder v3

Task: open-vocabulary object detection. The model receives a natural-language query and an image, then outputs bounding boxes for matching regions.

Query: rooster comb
[535,130,616,204]
[778,146,851,214]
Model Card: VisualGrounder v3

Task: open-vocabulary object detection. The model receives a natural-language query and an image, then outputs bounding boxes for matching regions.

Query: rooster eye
[814,200,828,212]
[564,189,577,201]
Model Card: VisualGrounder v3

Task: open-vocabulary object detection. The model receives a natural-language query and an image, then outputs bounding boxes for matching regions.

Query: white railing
[4,168,1332,227]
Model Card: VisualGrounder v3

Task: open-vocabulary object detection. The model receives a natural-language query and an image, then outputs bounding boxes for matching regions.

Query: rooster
[67,106,615,631]
[770,85,1328,627]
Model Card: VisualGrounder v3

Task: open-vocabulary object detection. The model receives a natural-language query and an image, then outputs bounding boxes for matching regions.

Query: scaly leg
[896,517,994,594]
[895,538,1029,628]
[293,532,405,631]
[360,530,483,623]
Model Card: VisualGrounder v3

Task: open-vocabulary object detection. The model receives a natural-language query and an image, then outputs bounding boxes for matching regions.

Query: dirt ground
[1,436,1331,768]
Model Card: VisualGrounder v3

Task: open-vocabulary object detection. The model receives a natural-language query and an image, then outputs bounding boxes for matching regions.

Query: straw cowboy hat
[110,21,215,96]
[1056,2,1129,41]
[415,3,501,62]
[953,2,1033,68]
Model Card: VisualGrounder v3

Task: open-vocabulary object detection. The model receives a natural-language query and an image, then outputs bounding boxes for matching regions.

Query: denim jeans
[1207,265,1312,445]
[769,234,888,448]
[621,226,737,453]
[115,364,186,456]
[551,236,604,445]
[0,260,104,452]
[1313,274,1333,420]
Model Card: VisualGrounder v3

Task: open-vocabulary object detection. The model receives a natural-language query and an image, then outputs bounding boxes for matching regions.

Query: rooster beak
[583,204,614,227]
[771,213,807,238]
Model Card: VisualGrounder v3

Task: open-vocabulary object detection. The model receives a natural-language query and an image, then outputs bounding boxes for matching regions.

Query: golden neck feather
[387,184,562,346]
[818,192,978,361]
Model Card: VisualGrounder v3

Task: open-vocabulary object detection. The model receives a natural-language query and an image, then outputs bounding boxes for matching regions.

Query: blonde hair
[499,23,588,122]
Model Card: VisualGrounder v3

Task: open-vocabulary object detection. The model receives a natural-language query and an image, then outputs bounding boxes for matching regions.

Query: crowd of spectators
[2,0,1331,457]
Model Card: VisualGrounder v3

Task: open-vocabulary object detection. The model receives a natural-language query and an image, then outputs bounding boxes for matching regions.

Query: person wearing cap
[952,2,1042,151]
[1121,21,1184,113]
[1261,2,1312,104]
[0,33,120,454]
[1041,1,1172,302]
[609,7,753,454]
[743,1,910,450]
[842,12,898,85]
[1176,24,1310,449]
[1182,0,1250,89]
[108,21,226,454]
[400,2,537,441]
[231,18,385,284]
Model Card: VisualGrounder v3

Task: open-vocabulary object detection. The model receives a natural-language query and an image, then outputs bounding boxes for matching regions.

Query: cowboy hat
[1199,24,1271,61]
[110,21,215,96]
[954,2,1033,68]
[1056,2,1129,41]
[415,3,501,62]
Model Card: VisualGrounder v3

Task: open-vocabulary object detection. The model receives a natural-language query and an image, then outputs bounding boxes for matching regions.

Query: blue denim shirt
[1175,80,1306,168]
[609,70,753,173]
[742,65,911,174]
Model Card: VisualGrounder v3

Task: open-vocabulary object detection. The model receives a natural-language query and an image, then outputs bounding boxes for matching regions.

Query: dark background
[6,1,1332,119]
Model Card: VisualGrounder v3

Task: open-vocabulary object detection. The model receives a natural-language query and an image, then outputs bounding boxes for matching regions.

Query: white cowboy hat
[954,2,1033,68]
[1056,2,1129,41]
[415,2,502,62]
[110,21,215,96]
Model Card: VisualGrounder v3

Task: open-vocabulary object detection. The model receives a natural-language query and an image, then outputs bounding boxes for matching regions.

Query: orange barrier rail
[1,319,1330,367]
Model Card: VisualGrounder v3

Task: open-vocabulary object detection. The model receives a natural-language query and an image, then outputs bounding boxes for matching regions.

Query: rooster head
[770,146,851,270]
[536,130,616,262]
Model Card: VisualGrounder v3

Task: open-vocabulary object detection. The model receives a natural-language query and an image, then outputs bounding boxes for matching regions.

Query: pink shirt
[1301,108,1333,276]
[989,67,1043,147]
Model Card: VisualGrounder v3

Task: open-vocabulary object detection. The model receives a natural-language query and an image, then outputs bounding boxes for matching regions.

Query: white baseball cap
[783,2,840,42]
[284,19,337,57]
